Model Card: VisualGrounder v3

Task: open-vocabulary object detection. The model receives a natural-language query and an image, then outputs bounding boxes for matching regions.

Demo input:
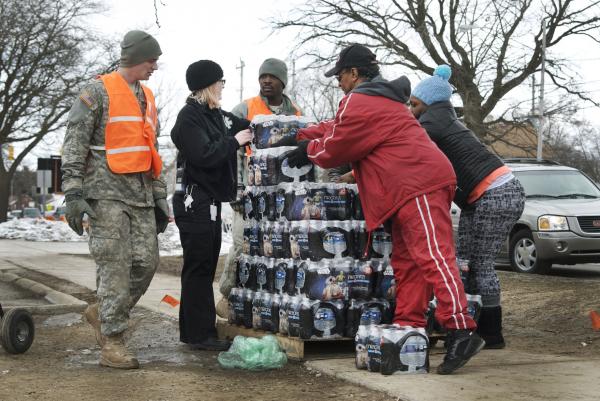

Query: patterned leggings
[457,179,525,307]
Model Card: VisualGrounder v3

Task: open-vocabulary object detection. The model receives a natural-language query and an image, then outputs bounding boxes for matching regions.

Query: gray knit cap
[259,58,288,88]
[120,30,162,67]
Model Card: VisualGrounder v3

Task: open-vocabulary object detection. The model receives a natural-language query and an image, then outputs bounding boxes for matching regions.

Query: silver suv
[451,159,600,274]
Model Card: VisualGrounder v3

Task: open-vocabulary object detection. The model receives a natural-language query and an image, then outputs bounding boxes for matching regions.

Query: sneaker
[437,330,485,375]
[100,333,139,369]
[215,297,229,319]
[84,303,106,347]
[188,337,231,351]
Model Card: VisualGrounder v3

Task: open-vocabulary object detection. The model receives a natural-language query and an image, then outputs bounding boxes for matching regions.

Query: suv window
[515,170,600,199]
[22,208,42,218]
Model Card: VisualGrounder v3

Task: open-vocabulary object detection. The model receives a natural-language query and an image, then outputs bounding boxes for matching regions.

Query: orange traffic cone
[590,310,600,331]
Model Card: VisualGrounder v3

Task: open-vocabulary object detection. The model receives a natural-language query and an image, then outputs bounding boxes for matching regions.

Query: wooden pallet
[216,320,354,360]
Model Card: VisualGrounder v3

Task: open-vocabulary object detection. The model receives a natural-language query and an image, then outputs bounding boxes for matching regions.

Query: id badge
[210,204,217,221]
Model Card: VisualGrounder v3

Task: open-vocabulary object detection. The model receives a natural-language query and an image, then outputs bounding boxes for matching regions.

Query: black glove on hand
[282,140,311,168]
[155,198,170,234]
[270,135,298,147]
[65,191,96,236]
[229,185,245,214]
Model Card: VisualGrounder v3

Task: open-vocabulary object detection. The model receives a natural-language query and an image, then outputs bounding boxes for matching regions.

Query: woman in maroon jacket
[280,44,485,375]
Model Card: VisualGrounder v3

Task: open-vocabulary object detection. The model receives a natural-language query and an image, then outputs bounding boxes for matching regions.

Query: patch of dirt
[6,254,600,400]
[499,270,600,356]
[0,308,393,401]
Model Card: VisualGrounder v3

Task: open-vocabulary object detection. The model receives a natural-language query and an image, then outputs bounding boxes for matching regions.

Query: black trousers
[178,220,222,344]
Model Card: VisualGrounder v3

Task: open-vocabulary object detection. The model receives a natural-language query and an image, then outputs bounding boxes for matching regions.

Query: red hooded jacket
[297,76,456,230]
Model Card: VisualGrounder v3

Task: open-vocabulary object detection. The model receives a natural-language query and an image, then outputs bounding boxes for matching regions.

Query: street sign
[36,156,62,194]
[36,170,52,195]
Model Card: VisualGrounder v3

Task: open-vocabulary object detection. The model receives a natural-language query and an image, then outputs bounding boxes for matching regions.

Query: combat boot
[437,329,485,375]
[84,303,106,347]
[100,333,140,369]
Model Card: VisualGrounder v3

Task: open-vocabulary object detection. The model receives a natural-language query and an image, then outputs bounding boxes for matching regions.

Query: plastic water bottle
[398,328,429,374]
[355,324,369,370]
[366,325,384,372]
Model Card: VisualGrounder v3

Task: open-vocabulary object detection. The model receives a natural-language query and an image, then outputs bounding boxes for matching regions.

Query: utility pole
[531,75,536,113]
[236,59,245,103]
[537,18,547,162]
[291,60,296,98]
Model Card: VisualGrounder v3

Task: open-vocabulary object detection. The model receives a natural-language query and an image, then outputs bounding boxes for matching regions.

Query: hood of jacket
[351,75,411,103]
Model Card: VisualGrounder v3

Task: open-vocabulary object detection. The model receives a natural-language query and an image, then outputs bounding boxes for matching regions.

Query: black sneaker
[437,330,485,375]
[188,337,231,351]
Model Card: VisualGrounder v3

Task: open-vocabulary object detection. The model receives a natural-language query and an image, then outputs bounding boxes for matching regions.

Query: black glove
[270,135,298,147]
[65,190,96,236]
[154,198,170,234]
[282,140,311,168]
[229,185,245,214]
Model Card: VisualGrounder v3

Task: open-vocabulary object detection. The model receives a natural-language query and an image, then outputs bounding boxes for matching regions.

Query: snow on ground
[0,218,88,242]
[158,221,233,257]
[0,215,233,257]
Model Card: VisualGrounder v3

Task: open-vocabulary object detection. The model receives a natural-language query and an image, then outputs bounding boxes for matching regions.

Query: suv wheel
[509,229,551,274]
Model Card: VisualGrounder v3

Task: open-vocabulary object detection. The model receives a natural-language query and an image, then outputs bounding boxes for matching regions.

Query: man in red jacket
[281,44,485,374]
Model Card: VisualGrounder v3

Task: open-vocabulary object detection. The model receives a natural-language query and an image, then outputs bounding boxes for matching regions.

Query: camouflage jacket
[61,77,167,207]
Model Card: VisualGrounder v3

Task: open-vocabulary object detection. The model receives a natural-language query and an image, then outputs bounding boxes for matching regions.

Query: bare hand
[337,171,356,184]
[235,129,253,146]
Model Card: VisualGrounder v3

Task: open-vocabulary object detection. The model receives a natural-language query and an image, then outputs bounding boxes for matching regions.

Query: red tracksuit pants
[390,186,476,331]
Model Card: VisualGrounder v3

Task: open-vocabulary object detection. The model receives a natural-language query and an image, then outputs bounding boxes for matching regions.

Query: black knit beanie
[186,60,224,91]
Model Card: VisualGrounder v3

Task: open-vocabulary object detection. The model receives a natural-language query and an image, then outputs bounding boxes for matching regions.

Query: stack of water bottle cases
[226,115,475,375]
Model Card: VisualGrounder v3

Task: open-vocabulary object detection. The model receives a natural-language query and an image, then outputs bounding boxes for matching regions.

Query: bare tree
[272,0,600,137]
[545,120,600,181]
[0,0,112,222]
[292,68,343,121]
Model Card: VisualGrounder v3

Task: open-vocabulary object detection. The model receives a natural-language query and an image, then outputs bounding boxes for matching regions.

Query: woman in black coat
[410,65,525,349]
[170,60,253,350]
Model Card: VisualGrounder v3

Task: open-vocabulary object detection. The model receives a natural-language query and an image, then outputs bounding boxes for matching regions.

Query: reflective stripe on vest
[99,72,162,178]
[245,96,301,121]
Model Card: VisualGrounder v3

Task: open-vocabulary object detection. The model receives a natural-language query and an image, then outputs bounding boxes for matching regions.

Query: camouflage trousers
[88,199,159,336]
[219,209,244,297]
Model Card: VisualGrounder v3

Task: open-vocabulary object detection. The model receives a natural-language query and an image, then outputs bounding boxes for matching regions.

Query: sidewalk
[0,239,186,319]
[2,239,600,401]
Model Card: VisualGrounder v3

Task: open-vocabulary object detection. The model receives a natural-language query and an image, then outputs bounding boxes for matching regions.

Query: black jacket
[171,98,250,203]
[418,101,504,209]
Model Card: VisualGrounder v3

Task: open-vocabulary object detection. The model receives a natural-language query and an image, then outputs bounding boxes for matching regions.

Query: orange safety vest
[95,72,162,178]
[245,96,301,121]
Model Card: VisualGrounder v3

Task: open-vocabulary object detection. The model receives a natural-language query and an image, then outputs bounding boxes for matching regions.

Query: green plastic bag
[218,335,287,370]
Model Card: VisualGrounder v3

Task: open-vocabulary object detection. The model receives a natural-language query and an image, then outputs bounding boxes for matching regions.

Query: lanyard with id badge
[184,184,218,221]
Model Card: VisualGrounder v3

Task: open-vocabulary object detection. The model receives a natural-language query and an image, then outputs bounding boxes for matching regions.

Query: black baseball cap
[324,44,378,77]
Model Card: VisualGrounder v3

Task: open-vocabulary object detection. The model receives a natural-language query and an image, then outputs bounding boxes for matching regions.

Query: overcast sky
[30,0,600,162]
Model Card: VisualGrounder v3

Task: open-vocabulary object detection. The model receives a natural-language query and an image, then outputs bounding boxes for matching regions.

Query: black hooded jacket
[170,98,249,228]
[418,101,504,209]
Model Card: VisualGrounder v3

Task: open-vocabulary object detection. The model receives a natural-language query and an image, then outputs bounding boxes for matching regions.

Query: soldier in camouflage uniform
[62,30,168,369]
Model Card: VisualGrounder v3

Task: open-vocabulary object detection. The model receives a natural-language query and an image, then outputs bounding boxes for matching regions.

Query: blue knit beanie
[411,65,453,105]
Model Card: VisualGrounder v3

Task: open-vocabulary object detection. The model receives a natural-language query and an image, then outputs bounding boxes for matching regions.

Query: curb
[0,271,87,315]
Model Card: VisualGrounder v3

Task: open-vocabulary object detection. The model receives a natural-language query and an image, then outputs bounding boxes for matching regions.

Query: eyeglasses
[220,79,226,86]
[336,70,347,82]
